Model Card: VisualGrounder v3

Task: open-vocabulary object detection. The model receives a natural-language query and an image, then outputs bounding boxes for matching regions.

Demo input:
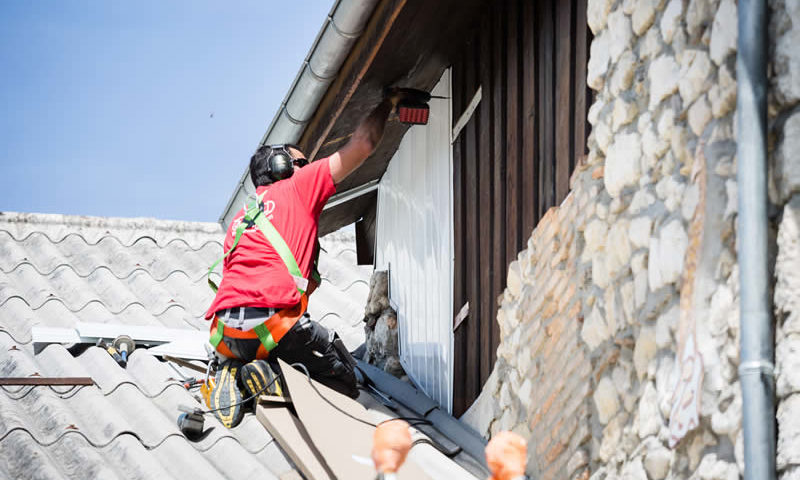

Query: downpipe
[735,1,776,479]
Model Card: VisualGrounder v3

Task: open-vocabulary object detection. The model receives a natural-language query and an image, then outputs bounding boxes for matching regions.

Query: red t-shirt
[205,157,336,319]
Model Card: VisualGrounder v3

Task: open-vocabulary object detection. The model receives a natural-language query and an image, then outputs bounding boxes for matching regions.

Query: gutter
[218,0,380,226]
[735,1,776,479]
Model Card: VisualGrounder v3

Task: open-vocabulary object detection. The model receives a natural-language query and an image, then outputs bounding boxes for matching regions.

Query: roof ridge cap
[0,211,222,233]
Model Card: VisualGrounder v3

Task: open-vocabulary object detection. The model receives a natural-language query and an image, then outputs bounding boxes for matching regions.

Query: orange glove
[485,431,527,480]
[372,419,413,474]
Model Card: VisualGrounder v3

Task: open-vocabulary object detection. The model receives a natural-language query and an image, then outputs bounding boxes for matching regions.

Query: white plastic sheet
[375,69,454,412]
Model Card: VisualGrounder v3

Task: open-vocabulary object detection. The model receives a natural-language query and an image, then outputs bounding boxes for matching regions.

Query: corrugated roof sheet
[0,211,371,480]
[310,227,372,350]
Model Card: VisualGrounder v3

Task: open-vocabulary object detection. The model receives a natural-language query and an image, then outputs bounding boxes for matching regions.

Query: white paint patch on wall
[375,68,454,412]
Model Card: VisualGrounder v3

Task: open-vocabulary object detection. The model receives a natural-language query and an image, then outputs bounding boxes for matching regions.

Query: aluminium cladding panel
[375,69,454,413]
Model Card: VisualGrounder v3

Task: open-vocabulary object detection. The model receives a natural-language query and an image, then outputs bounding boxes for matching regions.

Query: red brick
[556,270,571,293]
[541,441,573,480]
[540,387,562,418]
[544,269,563,294]
[529,327,548,357]
[567,300,582,319]
[542,327,581,370]
[558,282,578,313]
[560,347,589,381]
[536,433,553,456]
[570,421,592,448]
[540,301,559,320]
[545,315,566,339]
[530,411,544,429]
[545,441,568,464]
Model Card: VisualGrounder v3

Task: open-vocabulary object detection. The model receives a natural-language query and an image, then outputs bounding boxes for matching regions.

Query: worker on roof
[204,90,405,428]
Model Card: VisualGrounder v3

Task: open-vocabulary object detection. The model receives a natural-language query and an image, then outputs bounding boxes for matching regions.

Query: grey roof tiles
[0,211,370,480]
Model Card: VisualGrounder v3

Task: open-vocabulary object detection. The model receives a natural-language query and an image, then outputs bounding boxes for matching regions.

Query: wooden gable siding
[451,0,591,416]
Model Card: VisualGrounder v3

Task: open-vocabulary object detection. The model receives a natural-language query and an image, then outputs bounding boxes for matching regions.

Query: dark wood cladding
[451,0,591,416]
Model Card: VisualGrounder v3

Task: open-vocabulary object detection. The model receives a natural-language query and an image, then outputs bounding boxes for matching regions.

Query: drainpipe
[736,1,775,479]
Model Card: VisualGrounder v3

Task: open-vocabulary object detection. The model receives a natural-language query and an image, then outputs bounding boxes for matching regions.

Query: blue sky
[0,0,333,222]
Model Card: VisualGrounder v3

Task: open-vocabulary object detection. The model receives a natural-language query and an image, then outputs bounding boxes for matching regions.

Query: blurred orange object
[372,419,413,474]
[485,431,527,480]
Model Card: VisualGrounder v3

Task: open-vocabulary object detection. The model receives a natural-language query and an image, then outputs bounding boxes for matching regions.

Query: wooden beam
[505,0,521,266]
[453,302,470,332]
[450,87,482,143]
[256,404,336,480]
[490,0,507,360]
[522,0,538,240]
[478,12,494,385]
[278,360,432,479]
[573,0,591,166]
[300,0,408,161]
[555,0,574,202]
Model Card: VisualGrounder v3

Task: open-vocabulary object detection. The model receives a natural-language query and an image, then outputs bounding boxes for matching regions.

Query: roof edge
[0,211,223,234]
[217,0,380,227]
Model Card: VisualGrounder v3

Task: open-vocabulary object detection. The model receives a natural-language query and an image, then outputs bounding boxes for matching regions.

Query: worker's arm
[329,96,396,185]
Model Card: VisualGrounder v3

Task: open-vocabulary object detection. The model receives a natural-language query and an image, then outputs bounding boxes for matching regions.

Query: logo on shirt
[231,199,276,238]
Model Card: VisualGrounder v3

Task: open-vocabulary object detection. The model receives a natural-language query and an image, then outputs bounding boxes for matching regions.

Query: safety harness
[206,191,319,359]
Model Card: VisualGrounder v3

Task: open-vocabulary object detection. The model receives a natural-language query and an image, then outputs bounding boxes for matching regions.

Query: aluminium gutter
[219,0,380,227]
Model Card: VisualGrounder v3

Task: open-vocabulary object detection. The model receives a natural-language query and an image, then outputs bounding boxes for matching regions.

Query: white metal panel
[375,69,454,412]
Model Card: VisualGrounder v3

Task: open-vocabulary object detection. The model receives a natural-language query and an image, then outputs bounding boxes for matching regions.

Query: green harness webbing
[207,191,307,295]
[207,191,306,354]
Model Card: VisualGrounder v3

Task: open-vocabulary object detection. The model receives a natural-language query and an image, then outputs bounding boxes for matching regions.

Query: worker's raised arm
[329,96,396,185]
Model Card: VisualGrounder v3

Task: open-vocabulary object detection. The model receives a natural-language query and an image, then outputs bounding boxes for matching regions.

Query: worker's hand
[372,420,413,474]
[485,431,527,480]
[383,87,414,109]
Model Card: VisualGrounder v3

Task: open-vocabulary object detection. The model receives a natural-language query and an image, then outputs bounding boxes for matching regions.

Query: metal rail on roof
[219,0,380,227]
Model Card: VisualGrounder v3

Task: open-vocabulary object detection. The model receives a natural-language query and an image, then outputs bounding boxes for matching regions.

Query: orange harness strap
[210,295,308,360]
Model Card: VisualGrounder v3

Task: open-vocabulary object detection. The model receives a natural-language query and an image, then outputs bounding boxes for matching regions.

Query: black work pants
[268,315,359,398]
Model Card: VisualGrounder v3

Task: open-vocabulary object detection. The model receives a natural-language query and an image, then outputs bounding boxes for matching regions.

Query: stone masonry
[362,270,406,378]
[462,1,800,479]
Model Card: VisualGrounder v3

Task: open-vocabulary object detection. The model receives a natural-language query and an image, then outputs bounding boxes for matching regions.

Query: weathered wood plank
[490,0,507,367]
[538,0,556,215]
[505,0,521,268]
[522,0,538,243]
[451,56,467,416]
[555,0,574,202]
[463,36,481,407]
[574,0,591,166]
[279,360,432,479]
[478,12,494,385]
[256,404,336,480]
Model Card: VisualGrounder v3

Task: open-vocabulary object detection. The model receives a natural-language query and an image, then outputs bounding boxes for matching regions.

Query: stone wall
[462,0,800,479]
[771,1,800,479]
[462,176,598,480]
[361,270,406,378]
